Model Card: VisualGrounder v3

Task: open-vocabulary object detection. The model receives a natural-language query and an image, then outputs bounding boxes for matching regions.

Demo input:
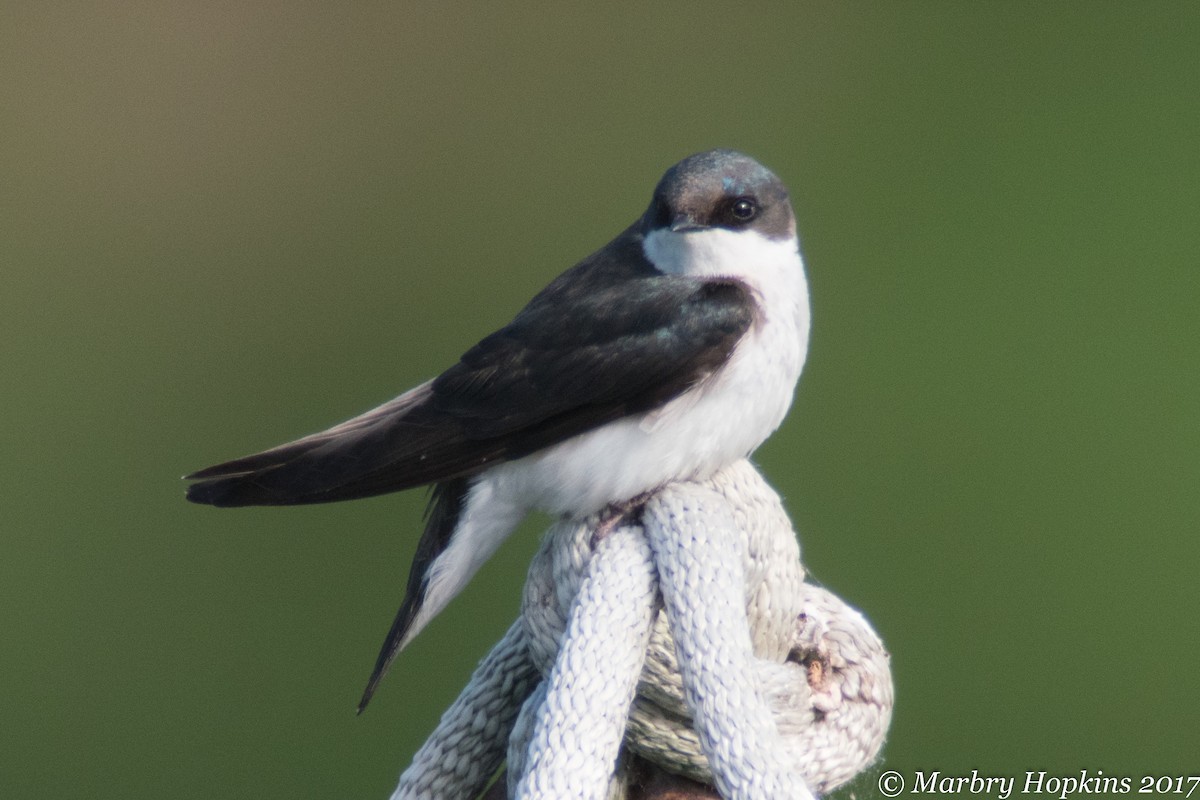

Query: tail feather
[357,477,470,712]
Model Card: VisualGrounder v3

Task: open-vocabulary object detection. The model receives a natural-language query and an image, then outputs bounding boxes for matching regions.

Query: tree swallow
[185,149,811,711]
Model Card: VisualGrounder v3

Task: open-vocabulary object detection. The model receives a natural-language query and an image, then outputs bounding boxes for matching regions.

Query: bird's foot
[591,491,654,545]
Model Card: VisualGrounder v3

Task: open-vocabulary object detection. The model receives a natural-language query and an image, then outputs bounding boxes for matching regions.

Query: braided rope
[642,482,814,799]
[510,526,658,800]
[390,460,892,799]
[390,623,539,800]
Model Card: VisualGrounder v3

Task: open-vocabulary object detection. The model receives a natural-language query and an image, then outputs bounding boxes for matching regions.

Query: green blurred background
[3,4,1198,798]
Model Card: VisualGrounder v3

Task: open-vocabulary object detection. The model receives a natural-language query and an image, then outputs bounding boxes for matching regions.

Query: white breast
[488,227,810,516]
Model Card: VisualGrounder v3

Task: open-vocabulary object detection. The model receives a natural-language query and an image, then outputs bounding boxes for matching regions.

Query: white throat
[645,225,801,287]
[642,227,810,333]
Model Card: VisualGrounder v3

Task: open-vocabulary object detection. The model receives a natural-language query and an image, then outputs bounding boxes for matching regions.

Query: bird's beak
[670,213,706,233]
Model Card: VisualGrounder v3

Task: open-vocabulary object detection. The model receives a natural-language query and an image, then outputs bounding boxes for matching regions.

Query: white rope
[643,482,814,799]
[510,525,658,800]
[389,623,539,800]
[389,459,893,799]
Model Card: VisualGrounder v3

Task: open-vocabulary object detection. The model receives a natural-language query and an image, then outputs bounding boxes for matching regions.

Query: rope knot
[391,460,892,800]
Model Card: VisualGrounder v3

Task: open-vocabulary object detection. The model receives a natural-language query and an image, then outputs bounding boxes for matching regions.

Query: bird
[184,149,811,711]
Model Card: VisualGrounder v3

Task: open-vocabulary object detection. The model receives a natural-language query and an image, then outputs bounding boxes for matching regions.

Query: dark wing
[185,230,756,507]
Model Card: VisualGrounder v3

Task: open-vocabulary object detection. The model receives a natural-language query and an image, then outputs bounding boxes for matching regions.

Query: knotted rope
[390,460,892,800]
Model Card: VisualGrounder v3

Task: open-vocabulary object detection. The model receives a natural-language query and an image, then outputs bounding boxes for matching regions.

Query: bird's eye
[730,197,757,222]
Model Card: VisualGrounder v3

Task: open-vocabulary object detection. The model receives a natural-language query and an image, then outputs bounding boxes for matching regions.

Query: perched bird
[185,149,811,711]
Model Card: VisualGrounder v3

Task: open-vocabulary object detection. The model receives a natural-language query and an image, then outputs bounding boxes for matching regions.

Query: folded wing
[185,240,755,507]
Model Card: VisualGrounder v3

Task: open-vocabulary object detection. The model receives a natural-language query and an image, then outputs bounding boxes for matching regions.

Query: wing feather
[185,229,755,507]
